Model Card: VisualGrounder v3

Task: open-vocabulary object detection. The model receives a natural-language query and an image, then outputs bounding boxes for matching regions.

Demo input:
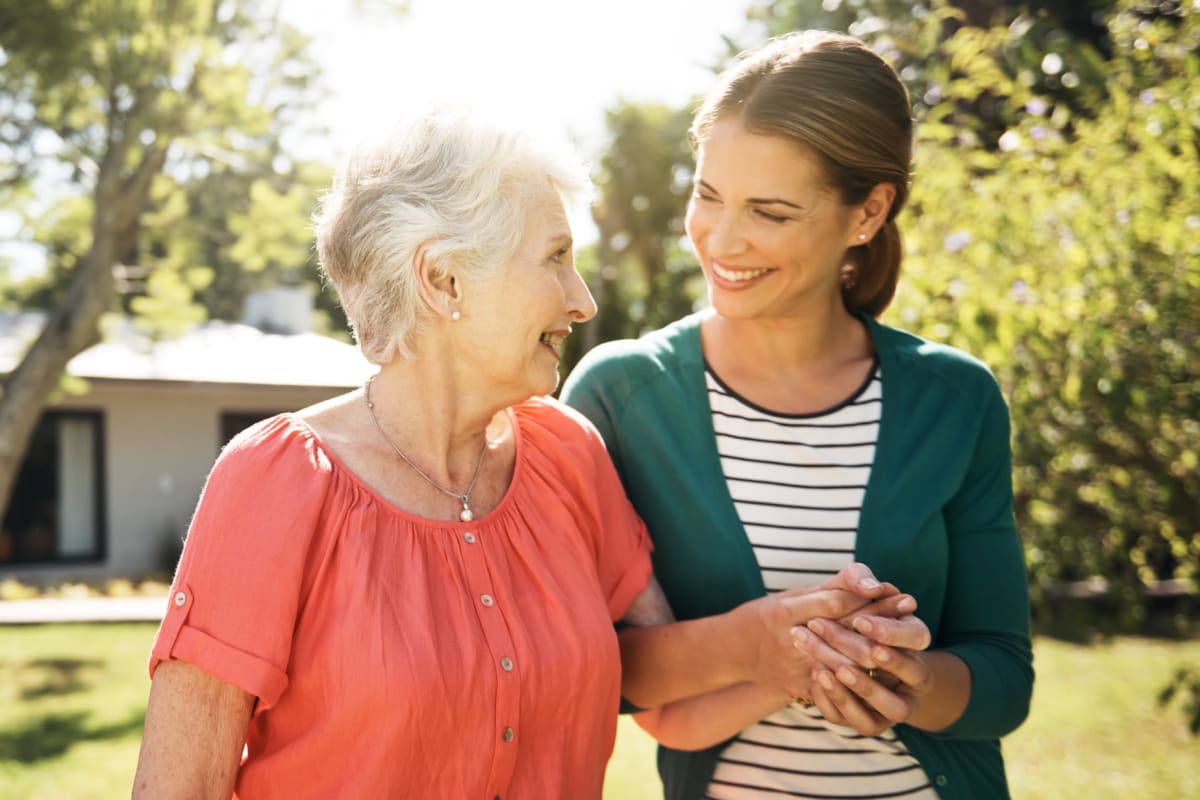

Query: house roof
[0,312,373,388]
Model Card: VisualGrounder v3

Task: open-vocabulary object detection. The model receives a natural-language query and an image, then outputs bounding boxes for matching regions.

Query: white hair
[313,107,593,363]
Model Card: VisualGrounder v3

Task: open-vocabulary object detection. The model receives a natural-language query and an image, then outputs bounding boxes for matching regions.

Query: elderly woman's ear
[413,239,462,323]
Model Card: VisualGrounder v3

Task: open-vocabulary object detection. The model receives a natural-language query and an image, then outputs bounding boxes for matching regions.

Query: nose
[705,207,746,260]
[567,275,598,323]
[687,199,744,263]
[566,265,598,323]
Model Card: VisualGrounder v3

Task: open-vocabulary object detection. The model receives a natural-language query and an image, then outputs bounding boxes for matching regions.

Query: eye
[691,190,718,203]
[753,208,789,224]
[549,246,570,264]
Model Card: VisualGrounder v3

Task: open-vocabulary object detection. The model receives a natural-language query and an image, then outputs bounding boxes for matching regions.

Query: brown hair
[691,31,913,317]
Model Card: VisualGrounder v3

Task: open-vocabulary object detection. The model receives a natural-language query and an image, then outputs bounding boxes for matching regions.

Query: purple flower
[943,230,972,253]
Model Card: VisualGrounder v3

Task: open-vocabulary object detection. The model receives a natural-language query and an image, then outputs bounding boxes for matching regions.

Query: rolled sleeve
[147,417,331,712]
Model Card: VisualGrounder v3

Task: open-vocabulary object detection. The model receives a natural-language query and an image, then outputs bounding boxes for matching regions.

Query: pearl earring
[451,310,461,321]
[858,233,868,241]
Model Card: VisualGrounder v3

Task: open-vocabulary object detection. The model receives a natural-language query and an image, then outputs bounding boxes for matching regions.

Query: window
[220,411,283,449]
[1,411,105,564]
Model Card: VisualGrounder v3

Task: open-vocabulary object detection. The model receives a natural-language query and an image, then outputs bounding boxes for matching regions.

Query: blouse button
[174,592,187,607]
[480,594,494,607]
[500,657,513,671]
[501,726,514,742]
[463,532,477,544]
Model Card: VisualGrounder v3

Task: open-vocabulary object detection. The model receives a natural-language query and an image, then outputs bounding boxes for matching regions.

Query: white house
[0,289,372,584]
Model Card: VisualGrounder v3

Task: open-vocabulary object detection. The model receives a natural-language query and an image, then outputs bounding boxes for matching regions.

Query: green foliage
[0,0,332,329]
[568,101,702,374]
[745,0,1115,144]
[885,1,1200,627]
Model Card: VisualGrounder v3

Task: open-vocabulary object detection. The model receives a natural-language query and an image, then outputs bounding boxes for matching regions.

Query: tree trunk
[0,231,116,524]
[0,144,165,526]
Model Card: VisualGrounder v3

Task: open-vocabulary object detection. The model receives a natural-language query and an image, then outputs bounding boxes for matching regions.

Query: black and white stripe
[705,365,936,800]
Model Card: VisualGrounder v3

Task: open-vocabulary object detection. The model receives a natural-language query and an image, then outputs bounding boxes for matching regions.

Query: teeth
[712,262,771,282]
[540,333,565,351]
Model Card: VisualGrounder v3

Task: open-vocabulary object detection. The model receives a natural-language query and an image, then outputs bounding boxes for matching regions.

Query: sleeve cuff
[607,549,654,622]
[148,584,289,711]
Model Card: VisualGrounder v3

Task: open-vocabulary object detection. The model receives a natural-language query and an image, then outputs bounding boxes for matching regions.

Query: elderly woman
[131,109,921,799]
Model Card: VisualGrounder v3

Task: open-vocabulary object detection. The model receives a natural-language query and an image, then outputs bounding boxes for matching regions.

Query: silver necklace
[364,376,488,522]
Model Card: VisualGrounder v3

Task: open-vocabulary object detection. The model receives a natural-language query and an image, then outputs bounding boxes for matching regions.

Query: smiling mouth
[539,331,567,358]
[712,261,772,282]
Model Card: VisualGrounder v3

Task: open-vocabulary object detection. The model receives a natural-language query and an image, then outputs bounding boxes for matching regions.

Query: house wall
[4,380,350,584]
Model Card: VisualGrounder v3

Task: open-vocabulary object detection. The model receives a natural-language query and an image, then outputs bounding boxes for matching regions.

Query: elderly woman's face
[460,189,597,401]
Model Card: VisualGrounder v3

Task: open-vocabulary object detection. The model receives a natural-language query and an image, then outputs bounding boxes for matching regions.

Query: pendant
[459,501,474,523]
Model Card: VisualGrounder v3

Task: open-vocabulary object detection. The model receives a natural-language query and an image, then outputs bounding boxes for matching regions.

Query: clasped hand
[739,563,932,736]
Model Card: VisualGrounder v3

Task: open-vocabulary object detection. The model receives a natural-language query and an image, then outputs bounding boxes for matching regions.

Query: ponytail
[842,219,902,318]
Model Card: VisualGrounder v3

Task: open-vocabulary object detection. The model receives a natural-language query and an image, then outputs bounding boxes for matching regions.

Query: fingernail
[860,577,880,590]
[898,596,916,612]
[791,626,809,645]
[875,648,891,663]
[852,617,873,634]
[838,667,857,685]
[818,671,835,690]
[807,619,823,635]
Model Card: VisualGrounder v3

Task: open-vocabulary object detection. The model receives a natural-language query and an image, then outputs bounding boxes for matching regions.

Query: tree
[565,101,700,374]
[742,0,1115,145]
[891,1,1199,627]
[0,0,327,522]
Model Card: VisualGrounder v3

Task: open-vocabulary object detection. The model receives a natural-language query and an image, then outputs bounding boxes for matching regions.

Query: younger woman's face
[686,116,865,322]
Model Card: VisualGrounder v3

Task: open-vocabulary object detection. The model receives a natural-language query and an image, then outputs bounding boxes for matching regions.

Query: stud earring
[858,233,868,241]
[450,310,461,321]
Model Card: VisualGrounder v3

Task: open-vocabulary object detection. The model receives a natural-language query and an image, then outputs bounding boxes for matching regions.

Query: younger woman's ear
[849,182,897,245]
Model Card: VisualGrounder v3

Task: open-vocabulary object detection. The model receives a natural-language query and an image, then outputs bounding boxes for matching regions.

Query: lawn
[1,624,1197,799]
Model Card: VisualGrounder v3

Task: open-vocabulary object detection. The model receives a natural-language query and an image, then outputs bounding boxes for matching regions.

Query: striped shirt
[704,364,937,800]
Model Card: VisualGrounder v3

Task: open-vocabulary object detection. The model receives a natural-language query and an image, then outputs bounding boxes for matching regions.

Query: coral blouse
[149,397,652,799]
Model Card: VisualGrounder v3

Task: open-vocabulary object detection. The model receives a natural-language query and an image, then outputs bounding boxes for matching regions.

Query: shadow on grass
[16,658,104,700]
[0,709,145,763]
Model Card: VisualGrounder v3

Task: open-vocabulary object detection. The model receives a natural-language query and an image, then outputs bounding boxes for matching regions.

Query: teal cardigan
[561,312,1033,800]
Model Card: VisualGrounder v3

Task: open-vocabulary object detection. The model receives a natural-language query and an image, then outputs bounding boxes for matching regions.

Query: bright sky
[1,0,758,279]
[284,0,755,159]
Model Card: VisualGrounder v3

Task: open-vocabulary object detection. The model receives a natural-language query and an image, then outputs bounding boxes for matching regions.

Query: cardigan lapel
[671,314,768,600]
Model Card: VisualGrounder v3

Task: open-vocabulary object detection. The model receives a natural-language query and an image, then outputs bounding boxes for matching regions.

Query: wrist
[719,603,759,683]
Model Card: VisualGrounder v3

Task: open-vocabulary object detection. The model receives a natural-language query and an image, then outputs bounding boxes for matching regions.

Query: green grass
[1,625,1196,798]
[1006,636,1200,799]
[0,623,154,800]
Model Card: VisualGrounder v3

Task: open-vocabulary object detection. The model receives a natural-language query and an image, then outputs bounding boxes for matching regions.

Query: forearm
[619,569,914,709]
[937,634,1034,738]
[133,660,253,799]
[904,650,971,732]
[635,681,791,751]
[618,608,751,709]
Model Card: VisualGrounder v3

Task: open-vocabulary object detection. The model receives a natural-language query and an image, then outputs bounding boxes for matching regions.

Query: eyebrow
[547,232,573,249]
[696,179,804,210]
